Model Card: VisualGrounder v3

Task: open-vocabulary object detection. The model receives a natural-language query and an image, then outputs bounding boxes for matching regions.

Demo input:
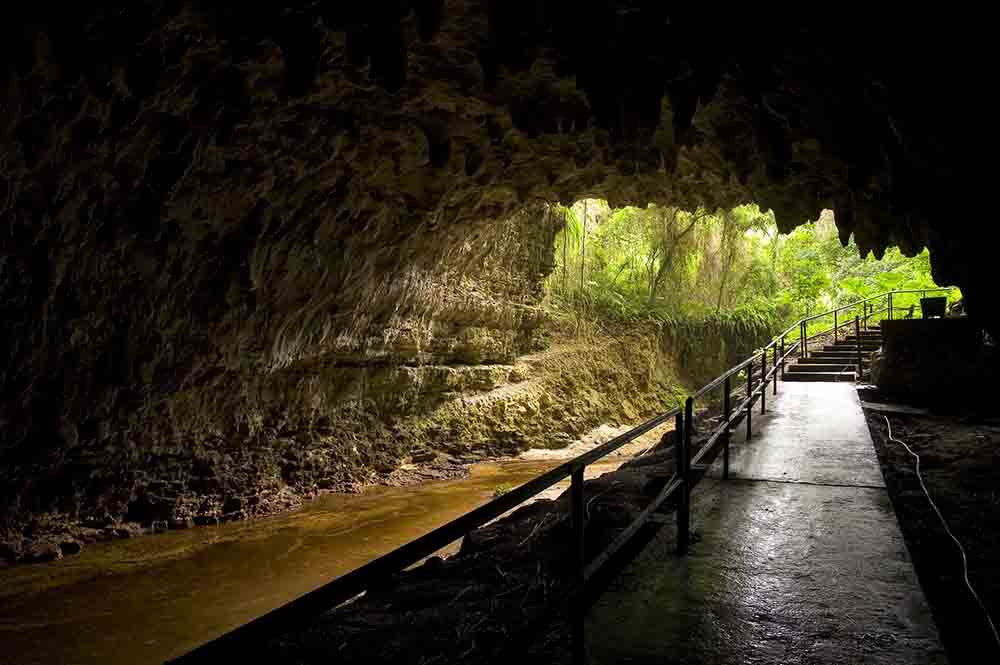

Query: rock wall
[0,197,566,535]
[2,3,996,536]
[873,319,995,406]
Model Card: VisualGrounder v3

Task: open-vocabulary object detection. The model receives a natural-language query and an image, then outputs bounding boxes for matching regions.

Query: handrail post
[745,364,753,440]
[571,468,585,574]
[683,398,693,478]
[854,316,862,382]
[799,322,806,358]
[773,345,778,395]
[780,337,785,380]
[723,377,731,480]
[676,406,691,555]
[834,310,838,342]
[571,467,586,663]
[888,292,893,320]
[760,352,766,414]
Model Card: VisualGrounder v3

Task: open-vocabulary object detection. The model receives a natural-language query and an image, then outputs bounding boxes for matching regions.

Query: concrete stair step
[823,352,877,358]
[782,371,856,382]
[797,356,868,364]
[825,344,879,352]
[806,356,869,364]
[787,363,858,372]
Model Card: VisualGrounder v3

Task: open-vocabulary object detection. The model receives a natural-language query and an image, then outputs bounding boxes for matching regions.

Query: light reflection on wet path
[586,383,946,664]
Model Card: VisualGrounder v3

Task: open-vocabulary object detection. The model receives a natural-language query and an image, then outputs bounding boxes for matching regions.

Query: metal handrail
[792,287,958,359]
[692,353,759,399]
[701,289,954,395]
[170,404,682,663]
[172,288,956,664]
[175,346,799,662]
[797,286,955,325]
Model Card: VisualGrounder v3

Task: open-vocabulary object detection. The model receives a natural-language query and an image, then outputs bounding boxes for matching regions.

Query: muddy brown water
[0,452,641,665]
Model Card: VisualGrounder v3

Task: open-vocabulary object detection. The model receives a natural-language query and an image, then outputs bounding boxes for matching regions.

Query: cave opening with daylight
[546,200,951,329]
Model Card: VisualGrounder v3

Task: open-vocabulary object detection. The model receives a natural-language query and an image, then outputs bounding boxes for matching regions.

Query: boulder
[23,540,63,563]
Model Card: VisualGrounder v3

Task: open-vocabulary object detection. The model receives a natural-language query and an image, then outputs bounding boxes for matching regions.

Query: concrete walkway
[586,382,946,664]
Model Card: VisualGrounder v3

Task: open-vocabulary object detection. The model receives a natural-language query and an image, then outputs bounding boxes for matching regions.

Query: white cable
[883,416,1000,648]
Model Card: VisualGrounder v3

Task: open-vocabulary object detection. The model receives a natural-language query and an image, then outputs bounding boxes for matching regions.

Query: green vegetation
[776,212,957,337]
[492,483,514,498]
[546,201,955,348]
[777,211,944,308]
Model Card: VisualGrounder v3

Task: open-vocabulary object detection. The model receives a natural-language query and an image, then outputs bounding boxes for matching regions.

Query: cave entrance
[545,200,958,332]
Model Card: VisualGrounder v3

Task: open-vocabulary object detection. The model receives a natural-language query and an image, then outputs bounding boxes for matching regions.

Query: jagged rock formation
[1,3,995,537]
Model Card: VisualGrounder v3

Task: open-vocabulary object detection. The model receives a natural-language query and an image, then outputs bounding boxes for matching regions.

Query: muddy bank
[0,456,470,567]
[862,393,1000,663]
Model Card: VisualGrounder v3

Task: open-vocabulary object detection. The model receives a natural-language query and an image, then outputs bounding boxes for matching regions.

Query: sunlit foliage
[546,201,949,332]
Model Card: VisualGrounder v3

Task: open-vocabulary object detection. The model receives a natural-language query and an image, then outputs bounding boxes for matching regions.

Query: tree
[646,207,703,305]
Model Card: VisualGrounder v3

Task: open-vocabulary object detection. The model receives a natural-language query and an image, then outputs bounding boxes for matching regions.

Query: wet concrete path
[586,382,947,664]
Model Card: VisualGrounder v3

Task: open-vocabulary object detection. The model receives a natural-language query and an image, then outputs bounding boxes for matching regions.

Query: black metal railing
[170,287,956,664]
[170,406,688,664]
[794,287,958,360]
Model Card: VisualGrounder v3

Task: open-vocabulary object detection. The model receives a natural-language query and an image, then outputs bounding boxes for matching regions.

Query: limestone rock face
[1,4,995,530]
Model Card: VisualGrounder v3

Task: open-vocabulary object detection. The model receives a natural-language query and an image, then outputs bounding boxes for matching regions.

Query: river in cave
[0,424,658,665]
